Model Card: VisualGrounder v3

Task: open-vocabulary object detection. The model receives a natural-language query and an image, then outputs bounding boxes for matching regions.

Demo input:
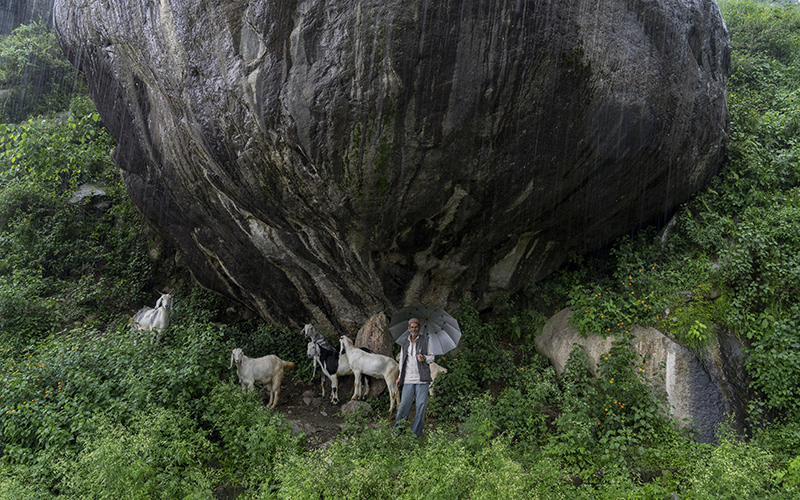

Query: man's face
[408,320,421,336]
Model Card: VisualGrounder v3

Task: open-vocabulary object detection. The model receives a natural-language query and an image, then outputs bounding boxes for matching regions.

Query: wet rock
[341,400,371,416]
[536,308,751,443]
[69,184,111,214]
[54,0,729,332]
[302,390,322,406]
[355,313,394,357]
[354,313,394,397]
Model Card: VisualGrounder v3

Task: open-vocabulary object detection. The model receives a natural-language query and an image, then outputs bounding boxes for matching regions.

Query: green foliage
[745,306,800,413]
[429,300,518,421]
[65,407,216,500]
[544,334,683,471]
[685,425,774,499]
[274,425,410,499]
[0,100,114,189]
[0,22,76,123]
[274,428,541,500]
[0,269,61,348]
[0,317,228,465]
[201,383,302,494]
[460,360,560,452]
[566,237,665,339]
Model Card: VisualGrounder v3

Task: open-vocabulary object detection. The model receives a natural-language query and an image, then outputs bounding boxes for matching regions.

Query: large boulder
[536,309,752,443]
[53,0,729,333]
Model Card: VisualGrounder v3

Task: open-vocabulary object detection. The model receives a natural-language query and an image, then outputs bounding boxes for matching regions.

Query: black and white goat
[302,324,371,404]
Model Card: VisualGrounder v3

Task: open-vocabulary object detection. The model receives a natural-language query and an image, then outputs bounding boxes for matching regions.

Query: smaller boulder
[355,312,395,398]
[355,312,394,356]
[536,308,750,443]
[341,400,371,416]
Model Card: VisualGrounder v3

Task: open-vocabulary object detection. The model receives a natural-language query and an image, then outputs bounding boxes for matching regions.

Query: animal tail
[284,361,296,371]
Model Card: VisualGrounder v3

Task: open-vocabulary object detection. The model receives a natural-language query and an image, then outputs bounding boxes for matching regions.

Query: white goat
[395,351,448,396]
[132,293,173,342]
[230,348,295,408]
[339,336,399,414]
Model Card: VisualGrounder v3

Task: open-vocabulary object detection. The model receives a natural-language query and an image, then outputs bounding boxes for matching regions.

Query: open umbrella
[389,304,462,355]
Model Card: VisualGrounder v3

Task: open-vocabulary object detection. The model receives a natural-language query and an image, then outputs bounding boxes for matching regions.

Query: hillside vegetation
[1,1,800,498]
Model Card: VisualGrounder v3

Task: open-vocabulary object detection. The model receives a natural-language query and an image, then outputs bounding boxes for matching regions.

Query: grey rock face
[53,0,729,332]
[536,309,751,443]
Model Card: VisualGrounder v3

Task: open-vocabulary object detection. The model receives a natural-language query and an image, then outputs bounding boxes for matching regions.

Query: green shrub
[201,383,302,493]
[274,425,410,499]
[0,317,228,465]
[429,300,522,421]
[746,307,800,413]
[0,269,61,347]
[65,406,216,500]
[0,102,114,190]
[685,426,774,499]
[544,334,683,471]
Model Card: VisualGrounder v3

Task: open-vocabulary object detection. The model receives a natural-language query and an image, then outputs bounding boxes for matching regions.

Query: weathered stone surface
[355,312,394,357]
[536,308,751,443]
[53,0,729,333]
[354,312,394,397]
[340,399,371,416]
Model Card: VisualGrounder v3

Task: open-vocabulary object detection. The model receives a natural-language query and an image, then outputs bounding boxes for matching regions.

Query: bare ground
[262,375,402,447]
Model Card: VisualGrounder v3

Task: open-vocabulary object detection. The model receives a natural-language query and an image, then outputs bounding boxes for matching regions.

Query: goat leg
[331,374,339,405]
[351,370,361,401]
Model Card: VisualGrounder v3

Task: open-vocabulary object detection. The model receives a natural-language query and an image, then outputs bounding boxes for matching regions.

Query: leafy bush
[201,383,302,494]
[65,407,216,500]
[746,306,800,413]
[566,239,665,340]
[429,300,518,421]
[0,317,228,465]
[0,269,61,348]
[685,426,774,499]
[274,425,410,499]
[0,102,114,190]
[544,334,683,471]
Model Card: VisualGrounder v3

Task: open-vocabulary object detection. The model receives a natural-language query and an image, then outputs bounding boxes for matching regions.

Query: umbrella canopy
[389,304,462,355]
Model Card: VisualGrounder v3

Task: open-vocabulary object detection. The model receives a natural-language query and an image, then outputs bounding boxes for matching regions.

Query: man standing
[395,318,435,437]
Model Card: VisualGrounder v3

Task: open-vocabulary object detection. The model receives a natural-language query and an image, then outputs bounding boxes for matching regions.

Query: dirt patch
[265,375,393,447]
[259,373,453,448]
